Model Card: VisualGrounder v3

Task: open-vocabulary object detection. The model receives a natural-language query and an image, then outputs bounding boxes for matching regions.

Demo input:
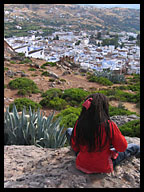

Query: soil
[4,57,140,116]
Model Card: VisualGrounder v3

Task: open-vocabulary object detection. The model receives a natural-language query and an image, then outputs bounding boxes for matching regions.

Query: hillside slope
[4,4,140,37]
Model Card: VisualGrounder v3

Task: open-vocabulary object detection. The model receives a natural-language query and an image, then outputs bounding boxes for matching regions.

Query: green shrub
[119,119,140,137]
[115,90,140,103]
[31,74,38,77]
[8,77,39,94]
[87,75,113,86]
[28,68,37,71]
[9,98,42,112]
[97,88,140,103]
[40,65,46,69]
[60,113,78,129]
[17,88,32,96]
[46,62,56,67]
[109,105,137,116]
[40,97,67,110]
[41,88,63,98]
[117,83,140,92]
[41,62,56,68]
[60,79,66,83]
[93,69,126,84]
[18,52,25,57]
[4,67,9,71]
[55,106,81,128]
[41,71,50,76]
[128,74,140,83]
[62,88,90,106]
[10,60,16,64]
[19,58,32,64]
[49,78,55,82]
[128,83,140,92]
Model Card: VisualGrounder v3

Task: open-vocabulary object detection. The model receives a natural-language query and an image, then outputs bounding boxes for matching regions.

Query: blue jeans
[66,128,140,167]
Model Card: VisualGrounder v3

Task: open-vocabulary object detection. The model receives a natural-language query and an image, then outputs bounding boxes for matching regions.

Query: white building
[26,48,45,59]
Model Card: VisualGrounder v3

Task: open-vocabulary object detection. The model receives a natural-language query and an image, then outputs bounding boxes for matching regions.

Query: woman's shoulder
[108,119,117,127]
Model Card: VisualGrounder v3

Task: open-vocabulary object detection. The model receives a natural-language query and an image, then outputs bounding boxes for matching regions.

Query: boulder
[62,70,71,76]
[21,72,29,77]
[5,70,17,78]
[11,56,25,61]
[4,56,11,61]
[35,64,40,69]
[110,115,140,127]
[79,68,87,73]
[47,71,59,79]
[4,136,140,188]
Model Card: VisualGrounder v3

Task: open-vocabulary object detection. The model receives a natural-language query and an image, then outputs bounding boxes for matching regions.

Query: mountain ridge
[4,4,140,37]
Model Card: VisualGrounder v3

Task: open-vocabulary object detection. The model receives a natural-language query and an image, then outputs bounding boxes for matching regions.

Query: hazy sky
[78,4,140,9]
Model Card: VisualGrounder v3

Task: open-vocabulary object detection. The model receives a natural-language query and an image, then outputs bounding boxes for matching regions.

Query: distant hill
[4,4,140,37]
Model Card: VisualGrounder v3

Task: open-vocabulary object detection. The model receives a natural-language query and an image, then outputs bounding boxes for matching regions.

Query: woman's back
[66,93,139,174]
[71,119,127,173]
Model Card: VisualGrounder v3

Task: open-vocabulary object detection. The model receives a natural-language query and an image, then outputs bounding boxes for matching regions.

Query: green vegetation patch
[41,71,50,77]
[93,69,126,84]
[41,62,56,69]
[10,60,16,64]
[5,106,66,148]
[40,97,67,110]
[55,106,81,128]
[87,75,113,86]
[62,88,90,106]
[28,68,37,71]
[119,119,140,137]
[19,58,32,64]
[109,105,137,116]
[40,88,89,110]
[9,98,42,112]
[41,88,63,98]
[8,77,40,95]
[4,67,9,71]
[97,88,140,103]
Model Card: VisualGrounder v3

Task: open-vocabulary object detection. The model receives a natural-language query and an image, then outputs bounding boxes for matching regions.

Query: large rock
[5,70,17,78]
[4,136,140,188]
[47,70,59,79]
[110,115,140,127]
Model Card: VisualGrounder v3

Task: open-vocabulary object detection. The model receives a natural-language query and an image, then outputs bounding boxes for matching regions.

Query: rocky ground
[4,136,140,188]
[4,50,140,116]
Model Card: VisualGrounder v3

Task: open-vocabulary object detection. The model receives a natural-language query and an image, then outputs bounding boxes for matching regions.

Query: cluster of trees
[102,36,119,48]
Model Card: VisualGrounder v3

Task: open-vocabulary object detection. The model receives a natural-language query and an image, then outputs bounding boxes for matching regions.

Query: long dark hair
[73,93,113,152]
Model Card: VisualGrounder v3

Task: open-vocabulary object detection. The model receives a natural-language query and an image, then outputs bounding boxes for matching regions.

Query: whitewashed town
[5,29,140,75]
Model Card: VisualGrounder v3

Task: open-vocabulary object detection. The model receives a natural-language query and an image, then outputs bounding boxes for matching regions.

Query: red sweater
[71,120,127,173]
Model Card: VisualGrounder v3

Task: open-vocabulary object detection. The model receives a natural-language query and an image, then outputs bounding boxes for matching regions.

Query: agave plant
[4,104,67,148]
[94,69,125,83]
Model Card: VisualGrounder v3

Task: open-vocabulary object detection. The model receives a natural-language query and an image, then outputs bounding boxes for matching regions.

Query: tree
[97,32,101,39]
[137,34,140,40]
[53,34,59,40]
[128,36,135,41]
[97,42,101,47]
[120,42,125,49]
[75,40,81,46]
[102,37,119,48]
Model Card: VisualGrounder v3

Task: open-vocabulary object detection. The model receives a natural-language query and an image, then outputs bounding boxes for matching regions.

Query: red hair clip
[82,98,93,110]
